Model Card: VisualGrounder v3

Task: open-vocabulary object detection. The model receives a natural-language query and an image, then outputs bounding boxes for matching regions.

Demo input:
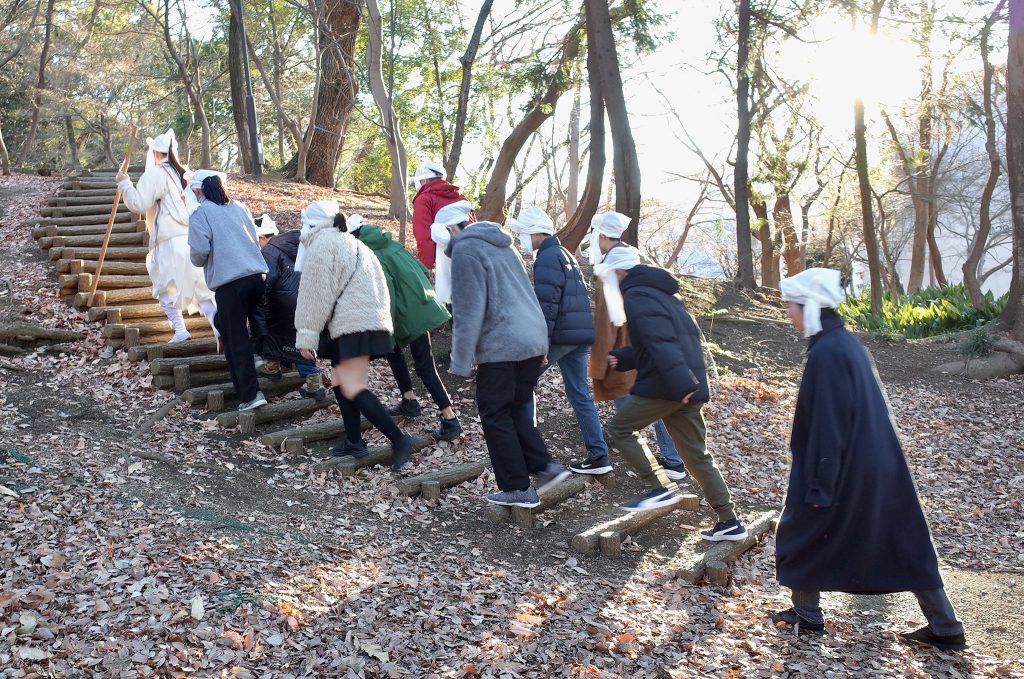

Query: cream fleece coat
[294,225,393,351]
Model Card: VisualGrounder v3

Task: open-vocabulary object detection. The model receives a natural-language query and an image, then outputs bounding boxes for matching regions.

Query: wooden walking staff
[87,126,138,305]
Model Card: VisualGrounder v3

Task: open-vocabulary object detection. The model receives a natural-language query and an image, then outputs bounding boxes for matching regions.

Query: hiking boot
[570,456,613,475]
[663,462,688,481]
[329,438,369,459]
[257,359,283,381]
[484,487,541,508]
[387,398,422,418]
[700,518,749,542]
[432,415,463,441]
[299,372,328,400]
[391,434,418,472]
[238,391,268,411]
[622,486,680,512]
[768,608,825,634]
[899,625,967,652]
[534,462,572,494]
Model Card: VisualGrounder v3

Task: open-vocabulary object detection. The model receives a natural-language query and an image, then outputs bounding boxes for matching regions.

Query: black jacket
[255,230,302,361]
[532,235,595,346]
[610,265,708,402]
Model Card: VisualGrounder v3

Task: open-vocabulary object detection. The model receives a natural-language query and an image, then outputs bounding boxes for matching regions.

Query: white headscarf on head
[508,207,554,254]
[187,169,228,192]
[429,199,474,304]
[779,267,846,338]
[411,161,447,190]
[347,214,366,233]
[254,214,279,238]
[295,199,340,272]
[593,245,641,327]
[587,211,631,265]
[145,128,177,171]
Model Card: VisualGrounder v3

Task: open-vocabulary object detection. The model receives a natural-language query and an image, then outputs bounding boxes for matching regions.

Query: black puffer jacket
[532,235,595,346]
[255,230,302,361]
[610,265,708,402]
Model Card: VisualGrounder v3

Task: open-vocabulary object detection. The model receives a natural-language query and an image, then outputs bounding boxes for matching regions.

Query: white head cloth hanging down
[429,199,474,304]
[411,161,446,190]
[145,128,177,171]
[508,207,554,253]
[779,267,845,338]
[587,211,631,265]
[593,245,641,327]
[295,200,340,272]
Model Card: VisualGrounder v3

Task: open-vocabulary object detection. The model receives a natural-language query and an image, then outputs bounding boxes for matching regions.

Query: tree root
[127,397,182,464]
[934,336,1024,380]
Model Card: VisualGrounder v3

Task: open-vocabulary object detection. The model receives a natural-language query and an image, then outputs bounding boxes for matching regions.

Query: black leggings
[384,332,452,410]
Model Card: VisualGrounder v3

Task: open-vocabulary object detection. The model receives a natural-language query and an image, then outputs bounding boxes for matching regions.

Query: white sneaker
[169,330,191,344]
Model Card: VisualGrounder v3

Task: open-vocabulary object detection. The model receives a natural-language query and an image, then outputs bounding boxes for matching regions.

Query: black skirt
[324,330,394,364]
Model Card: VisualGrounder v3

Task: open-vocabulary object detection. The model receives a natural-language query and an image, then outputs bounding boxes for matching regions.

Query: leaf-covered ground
[1,173,1022,677]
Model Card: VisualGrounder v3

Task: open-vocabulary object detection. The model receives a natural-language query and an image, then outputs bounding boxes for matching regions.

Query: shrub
[958,328,994,357]
[838,284,1006,339]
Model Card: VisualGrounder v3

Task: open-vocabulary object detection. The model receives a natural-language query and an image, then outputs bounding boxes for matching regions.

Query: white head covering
[780,267,846,338]
[411,161,447,190]
[430,199,474,304]
[254,214,279,238]
[144,128,177,173]
[348,214,366,232]
[593,245,641,327]
[187,169,228,191]
[295,200,340,272]
[587,211,631,265]
[508,207,554,254]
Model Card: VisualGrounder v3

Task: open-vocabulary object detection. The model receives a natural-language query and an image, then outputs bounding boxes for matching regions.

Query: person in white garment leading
[116,128,216,343]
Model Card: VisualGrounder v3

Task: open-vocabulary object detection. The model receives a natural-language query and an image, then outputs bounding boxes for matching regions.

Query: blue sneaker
[700,518,748,542]
[622,487,680,512]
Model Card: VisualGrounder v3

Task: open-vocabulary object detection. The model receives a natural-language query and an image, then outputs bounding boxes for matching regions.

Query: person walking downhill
[772,268,966,650]
[252,214,327,401]
[347,214,463,443]
[293,201,418,471]
[445,216,571,508]
[585,212,688,479]
[116,128,216,344]
[187,173,269,411]
[597,245,747,542]
[511,207,609,468]
[410,161,474,271]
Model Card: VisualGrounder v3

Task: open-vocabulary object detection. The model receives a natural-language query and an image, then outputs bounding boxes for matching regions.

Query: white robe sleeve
[119,168,167,215]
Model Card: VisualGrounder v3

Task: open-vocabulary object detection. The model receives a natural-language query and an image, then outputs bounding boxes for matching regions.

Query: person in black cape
[772,268,966,652]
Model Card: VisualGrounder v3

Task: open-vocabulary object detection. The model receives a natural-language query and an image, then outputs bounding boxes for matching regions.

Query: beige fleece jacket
[294,226,393,351]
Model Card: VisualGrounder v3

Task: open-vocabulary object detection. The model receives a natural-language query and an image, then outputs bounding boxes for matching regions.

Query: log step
[152,369,230,391]
[63,259,148,275]
[76,273,152,290]
[43,232,145,251]
[44,222,144,238]
[39,204,131,217]
[484,473,618,527]
[315,435,435,475]
[150,354,228,375]
[180,373,303,406]
[570,492,701,556]
[39,213,135,227]
[671,511,778,581]
[48,195,122,207]
[56,246,148,261]
[395,461,488,498]
[132,337,218,362]
[216,396,333,430]
[102,316,211,338]
[76,286,155,308]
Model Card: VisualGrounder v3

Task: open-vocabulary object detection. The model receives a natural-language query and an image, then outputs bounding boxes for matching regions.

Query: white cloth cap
[255,214,279,237]
[596,245,641,272]
[780,267,846,338]
[587,211,631,264]
[348,214,366,232]
[593,245,641,327]
[432,200,474,227]
[411,161,446,186]
[295,200,340,272]
[188,169,228,191]
[146,128,177,154]
[508,207,554,235]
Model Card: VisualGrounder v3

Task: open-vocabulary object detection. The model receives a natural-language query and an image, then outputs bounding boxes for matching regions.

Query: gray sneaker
[534,462,572,494]
[238,391,268,411]
[484,487,541,508]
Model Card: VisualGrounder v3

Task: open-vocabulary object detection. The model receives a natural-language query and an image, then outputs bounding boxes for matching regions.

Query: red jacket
[411,179,473,269]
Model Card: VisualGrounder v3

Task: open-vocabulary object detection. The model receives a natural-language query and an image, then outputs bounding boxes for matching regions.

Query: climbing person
[252,214,327,401]
[187,173,269,411]
[772,268,966,650]
[582,211,688,479]
[347,214,463,443]
[598,245,747,542]
[293,201,418,471]
[410,161,474,271]
[511,207,608,466]
[447,216,570,508]
[427,200,474,305]
[116,128,215,344]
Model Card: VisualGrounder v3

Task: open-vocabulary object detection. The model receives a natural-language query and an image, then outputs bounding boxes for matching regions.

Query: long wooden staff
[87,126,138,305]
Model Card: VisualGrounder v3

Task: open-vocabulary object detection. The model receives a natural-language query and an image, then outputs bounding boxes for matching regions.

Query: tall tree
[15,0,56,166]
[734,0,757,287]
[1002,0,1024,339]
[444,0,494,179]
[229,9,255,174]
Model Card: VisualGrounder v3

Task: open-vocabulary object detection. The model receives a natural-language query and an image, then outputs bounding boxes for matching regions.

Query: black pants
[385,332,452,411]
[476,356,551,492]
[214,273,265,403]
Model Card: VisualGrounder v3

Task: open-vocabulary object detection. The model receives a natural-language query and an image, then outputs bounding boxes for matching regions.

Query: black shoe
[432,416,463,441]
[569,456,613,475]
[387,398,422,418]
[391,434,417,472]
[663,462,687,481]
[621,486,680,512]
[768,608,825,634]
[899,625,967,652]
[329,439,369,459]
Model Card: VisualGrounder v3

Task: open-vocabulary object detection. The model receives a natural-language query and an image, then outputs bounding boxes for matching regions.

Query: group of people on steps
[114,131,967,653]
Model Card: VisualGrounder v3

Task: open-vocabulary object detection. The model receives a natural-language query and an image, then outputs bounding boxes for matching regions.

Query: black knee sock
[333,387,363,443]
[352,389,404,442]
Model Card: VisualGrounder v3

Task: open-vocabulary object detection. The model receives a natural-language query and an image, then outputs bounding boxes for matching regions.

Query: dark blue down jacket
[532,235,595,347]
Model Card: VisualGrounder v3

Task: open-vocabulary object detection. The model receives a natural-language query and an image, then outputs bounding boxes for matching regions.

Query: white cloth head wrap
[187,169,228,191]
[254,214,279,238]
[779,267,845,338]
[348,214,366,232]
[429,200,474,304]
[411,161,446,189]
[295,200,340,272]
[593,246,641,327]
[587,211,631,265]
[509,207,554,254]
[145,128,178,173]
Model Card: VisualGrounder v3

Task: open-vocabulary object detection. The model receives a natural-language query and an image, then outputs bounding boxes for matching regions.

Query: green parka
[355,224,450,347]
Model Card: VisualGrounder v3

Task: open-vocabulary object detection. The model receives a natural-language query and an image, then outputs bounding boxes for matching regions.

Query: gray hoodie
[188,200,268,290]
[448,221,549,376]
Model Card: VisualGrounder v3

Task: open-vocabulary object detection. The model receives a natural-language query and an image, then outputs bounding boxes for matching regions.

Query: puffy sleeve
[119,168,166,215]
[796,348,855,507]
[294,238,348,350]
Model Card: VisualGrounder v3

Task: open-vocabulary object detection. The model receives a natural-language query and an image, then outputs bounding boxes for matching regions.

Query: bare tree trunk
[733,0,757,288]
[64,115,81,170]
[565,79,582,216]
[444,0,494,178]
[752,200,778,287]
[0,121,11,175]
[15,0,56,167]
[1003,0,1024,339]
[775,193,803,277]
[229,9,254,173]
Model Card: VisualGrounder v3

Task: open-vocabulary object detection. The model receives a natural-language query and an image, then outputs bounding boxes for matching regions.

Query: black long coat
[776,313,944,594]
[254,230,303,363]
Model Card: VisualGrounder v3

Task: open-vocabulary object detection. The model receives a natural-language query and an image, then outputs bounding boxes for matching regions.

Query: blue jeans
[296,361,319,378]
[613,396,682,466]
[530,344,609,460]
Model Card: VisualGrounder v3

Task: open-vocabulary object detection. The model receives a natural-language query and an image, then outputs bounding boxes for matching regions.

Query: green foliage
[958,327,994,358]
[838,284,1007,339]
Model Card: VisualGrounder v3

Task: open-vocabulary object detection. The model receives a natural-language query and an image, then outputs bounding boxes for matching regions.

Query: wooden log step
[76,273,152,290]
[46,232,145,251]
[59,246,149,261]
[39,204,130,217]
[0,322,86,343]
[484,473,618,527]
[216,397,332,430]
[39,213,135,227]
[44,221,144,238]
[259,417,377,451]
[395,461,488,498]
[76,286,153,308]
[143,337,217,360]
[671,511,778,583]
[117,304,166,321]
[570,492,701,556]
[48,194,121,206]
[315,435,435,476]
[107,327,215,350]
[152,369,230,391]
[150,354,227,375]
[180,373,302,406]
[60,189,121,198]
[65,259,149,275]
[102,316,212,338]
